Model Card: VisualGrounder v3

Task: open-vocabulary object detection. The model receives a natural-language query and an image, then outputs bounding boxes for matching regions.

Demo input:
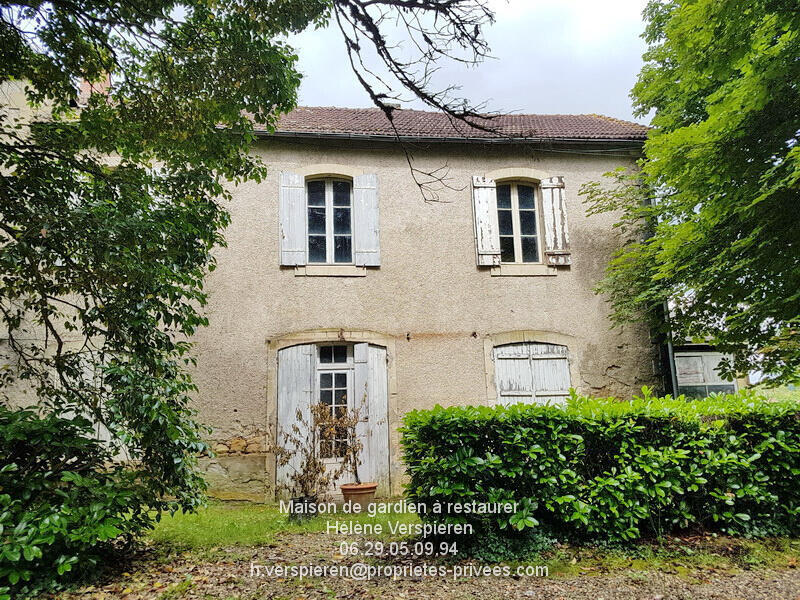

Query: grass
[538,536,800,579]
[755,384,800,402]
[148,501,421,548]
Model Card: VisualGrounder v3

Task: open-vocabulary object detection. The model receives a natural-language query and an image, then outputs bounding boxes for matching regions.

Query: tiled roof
[263,106,648,142]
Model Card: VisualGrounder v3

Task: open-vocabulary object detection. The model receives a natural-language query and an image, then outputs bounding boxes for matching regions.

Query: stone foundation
[199,454,268,502]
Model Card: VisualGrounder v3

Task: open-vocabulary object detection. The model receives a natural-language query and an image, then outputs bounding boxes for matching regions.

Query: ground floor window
[316,344,352,458]
[493,342,571,405]
[674,352,737,398]
[276,341,390,493]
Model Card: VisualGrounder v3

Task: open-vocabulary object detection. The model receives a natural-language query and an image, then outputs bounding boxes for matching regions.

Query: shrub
[400,388,800,554]
[0,407,160,599]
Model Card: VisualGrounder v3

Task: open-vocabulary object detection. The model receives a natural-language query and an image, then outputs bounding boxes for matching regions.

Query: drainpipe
[663,301,679,396]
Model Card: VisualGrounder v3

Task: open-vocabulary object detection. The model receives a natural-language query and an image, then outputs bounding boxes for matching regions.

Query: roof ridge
[584,112,649,129]
[292,105,648,124]
[267,106,649,141]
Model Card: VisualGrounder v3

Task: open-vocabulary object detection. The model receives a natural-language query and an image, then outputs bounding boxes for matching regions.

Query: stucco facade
[194,135,660,500]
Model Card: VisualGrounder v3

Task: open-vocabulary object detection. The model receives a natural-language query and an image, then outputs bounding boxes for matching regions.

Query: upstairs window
[280,170,380,269]
[307,179,353,264]
[496,182,541,264]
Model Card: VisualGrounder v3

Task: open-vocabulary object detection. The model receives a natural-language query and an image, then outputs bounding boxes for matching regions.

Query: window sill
[490,263,557,277]
[295,265,367,277]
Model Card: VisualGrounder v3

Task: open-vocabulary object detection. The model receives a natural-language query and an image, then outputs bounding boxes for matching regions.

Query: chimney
[77,73,112,107]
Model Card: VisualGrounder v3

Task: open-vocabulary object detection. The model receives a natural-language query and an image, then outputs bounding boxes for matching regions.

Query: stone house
[195,107,665,501]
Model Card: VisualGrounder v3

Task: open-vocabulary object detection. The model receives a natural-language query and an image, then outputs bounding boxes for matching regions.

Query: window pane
[308,207,326,234]
[500,236,515,262]
[320,346,333,363]
[320,372,332,388]
[335,439,347,457]
[707,385,736,395]
[333,181,351,206]
[335,389,348,405]
[678,385,708,399]
[308,235,326,263]
[307,180,325,206]
[498,209,513,235]
[520,210,537,235]
[521,237,539,263]
[334,207,351,234]
[320,389,332,405]
[334,372,347,388]
[333,345,348,363]
[518,185,535,209]
[496,184,511,208]
[320,439,332,458]
[334,236,352,263]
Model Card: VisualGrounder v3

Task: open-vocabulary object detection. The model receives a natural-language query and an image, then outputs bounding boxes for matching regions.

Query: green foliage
[401,389,800,557]
[1,0,331,595]
[580,0,800,383]
[1,0,498,593]
[464,527,555,563]
[0,406,158,598]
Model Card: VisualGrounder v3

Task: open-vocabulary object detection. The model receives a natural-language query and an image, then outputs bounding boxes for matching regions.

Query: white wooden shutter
[366,345,389,492]
[540,176,571,266]
[352,343,370,486]
[349,343,389,493]
[472,176,501,266]
[276,344,314,491]
[353,343,370,421]
[279,171,306,266]
[493,342,571,405]
[353,173,380,266]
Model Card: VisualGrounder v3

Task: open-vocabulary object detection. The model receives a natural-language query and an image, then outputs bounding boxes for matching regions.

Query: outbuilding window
[674,352,737,398]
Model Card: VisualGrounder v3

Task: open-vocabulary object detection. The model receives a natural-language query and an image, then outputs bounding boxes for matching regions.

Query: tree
[581,0,800,384]
[0,0,494,593]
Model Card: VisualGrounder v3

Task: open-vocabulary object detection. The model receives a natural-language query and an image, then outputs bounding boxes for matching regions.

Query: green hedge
[400,389,800,549]
[0,407,156,599]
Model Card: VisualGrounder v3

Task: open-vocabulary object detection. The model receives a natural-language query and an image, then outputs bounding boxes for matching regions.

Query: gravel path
[50,533,800,600]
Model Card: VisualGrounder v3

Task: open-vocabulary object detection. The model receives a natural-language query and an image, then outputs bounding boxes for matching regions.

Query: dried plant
[268,403,333,499]
[269,393,371,498]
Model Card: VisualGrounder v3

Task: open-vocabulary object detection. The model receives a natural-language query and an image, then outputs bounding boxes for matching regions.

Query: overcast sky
[289,0,650,124]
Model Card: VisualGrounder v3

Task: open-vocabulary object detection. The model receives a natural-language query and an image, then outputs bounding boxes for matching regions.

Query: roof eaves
[262,130,647,145]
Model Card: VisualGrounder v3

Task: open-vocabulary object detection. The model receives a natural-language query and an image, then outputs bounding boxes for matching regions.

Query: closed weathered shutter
[353,173,380,266]
[366,345,389,493]
[352,343,370,486]
[276,344,314,491]
[540,176,571,266]
[349,343,389,494]
[279,171,306,266]
[493,342,571,405]
[471,176,501,266]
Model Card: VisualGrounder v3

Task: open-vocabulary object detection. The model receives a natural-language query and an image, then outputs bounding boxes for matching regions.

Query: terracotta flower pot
[340,482,378,510]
